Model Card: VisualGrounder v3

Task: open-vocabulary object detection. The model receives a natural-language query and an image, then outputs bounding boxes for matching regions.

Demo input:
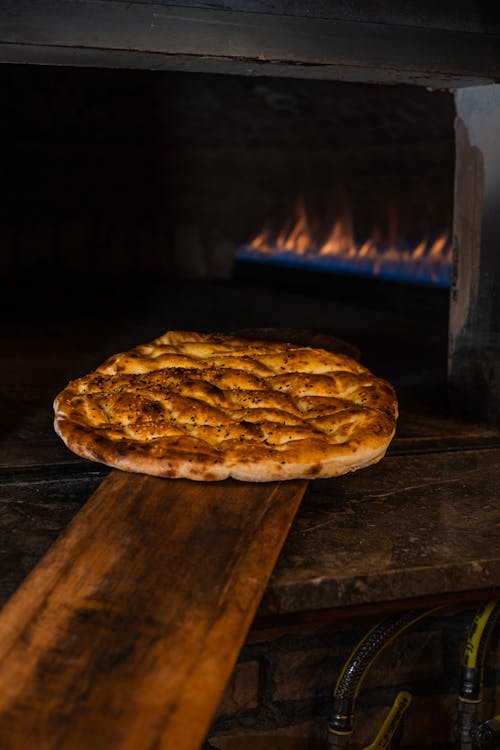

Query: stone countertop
[2,278,500,616]
[259,447,500,615]
[1,443,499,616]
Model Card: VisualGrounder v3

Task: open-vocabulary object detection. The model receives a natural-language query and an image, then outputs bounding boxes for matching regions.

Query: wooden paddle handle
[0,471,307,750]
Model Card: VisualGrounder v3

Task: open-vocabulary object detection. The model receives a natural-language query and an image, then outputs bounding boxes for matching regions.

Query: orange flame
[246,199,451,284]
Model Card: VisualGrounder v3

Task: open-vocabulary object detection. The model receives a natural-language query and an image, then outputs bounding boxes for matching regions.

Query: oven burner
[237,199,452,287]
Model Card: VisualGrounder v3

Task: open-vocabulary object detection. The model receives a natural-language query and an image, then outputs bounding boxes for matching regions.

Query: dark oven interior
[2,62,459,475]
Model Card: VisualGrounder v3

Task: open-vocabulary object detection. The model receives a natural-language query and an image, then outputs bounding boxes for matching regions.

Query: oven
[1,4,500,748]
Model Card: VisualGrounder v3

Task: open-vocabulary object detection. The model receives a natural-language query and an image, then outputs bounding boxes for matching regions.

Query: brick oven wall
[205,610,500,749]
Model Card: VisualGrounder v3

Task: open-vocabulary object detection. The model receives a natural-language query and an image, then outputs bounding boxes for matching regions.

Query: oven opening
[2,62,455,460]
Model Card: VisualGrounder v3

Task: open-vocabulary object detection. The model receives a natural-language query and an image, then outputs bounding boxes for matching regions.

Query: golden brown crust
[53,330,398,481]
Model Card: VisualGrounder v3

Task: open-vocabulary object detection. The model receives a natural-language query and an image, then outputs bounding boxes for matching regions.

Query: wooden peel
[0,471,307,750]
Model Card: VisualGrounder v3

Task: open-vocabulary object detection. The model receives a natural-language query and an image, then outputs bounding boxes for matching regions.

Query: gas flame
[241,199,451,286]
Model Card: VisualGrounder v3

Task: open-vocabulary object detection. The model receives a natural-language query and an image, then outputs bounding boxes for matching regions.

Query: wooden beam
[1,1,500,85]
[449,85,500,424]
[0,471,307,750]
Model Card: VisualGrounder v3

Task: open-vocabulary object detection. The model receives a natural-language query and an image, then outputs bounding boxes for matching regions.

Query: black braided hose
[328,609,435,748]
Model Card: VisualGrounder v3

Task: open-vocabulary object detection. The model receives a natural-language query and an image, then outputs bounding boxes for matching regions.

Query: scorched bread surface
[53,330,398,481]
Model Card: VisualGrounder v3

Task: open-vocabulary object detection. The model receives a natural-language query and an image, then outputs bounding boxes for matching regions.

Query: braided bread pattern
[54,331,397,481]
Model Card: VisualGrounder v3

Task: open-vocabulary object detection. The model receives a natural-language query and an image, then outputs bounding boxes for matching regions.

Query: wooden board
[0,470,307,750]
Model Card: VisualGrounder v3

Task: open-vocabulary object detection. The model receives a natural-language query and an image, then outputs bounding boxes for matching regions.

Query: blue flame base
[236,247,451,288]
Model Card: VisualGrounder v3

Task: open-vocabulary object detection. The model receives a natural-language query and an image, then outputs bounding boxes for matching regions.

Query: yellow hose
[462,600,499,670]
[362,692,412,750]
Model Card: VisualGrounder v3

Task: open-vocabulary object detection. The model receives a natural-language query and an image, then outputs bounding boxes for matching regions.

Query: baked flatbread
[54,330,397,482]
